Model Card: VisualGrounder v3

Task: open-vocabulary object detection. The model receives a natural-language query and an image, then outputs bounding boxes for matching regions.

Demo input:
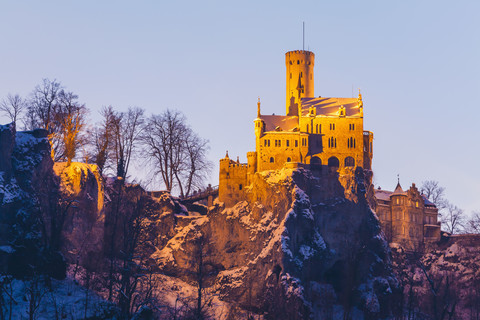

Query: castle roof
[259,115,299,132]
[301,97,361,117]
[374,189,392,202]
[392,182,405,195]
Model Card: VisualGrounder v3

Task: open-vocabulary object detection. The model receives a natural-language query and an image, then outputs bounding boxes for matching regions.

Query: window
[344,156,355,167]
[270,157,274,163]
[297,60,300,64]
[290,73,292,79]
[349,124,355,130]
[347,137,356,148]
[264,140,267,147]
[300,72,303,78]
[329,123,335,130]
[286,157,291,162]
[239,184,242,190]
[306,124,309,133]
[295,140,298,147]
[328,156,339,168]
[286,140,290,147]
[328,137,337,148]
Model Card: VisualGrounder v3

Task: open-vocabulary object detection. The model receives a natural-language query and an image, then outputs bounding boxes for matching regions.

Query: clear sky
[1,1,479,214]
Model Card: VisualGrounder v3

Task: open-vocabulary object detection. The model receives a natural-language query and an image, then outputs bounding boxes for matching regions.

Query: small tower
[254,98,265,151]
[285,50,315,116]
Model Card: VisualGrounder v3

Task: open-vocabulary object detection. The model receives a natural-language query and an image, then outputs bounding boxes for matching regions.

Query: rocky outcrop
[391,235,480,319]
[53,162,105,266]
[151,167,400,319]
[0,124,63,277]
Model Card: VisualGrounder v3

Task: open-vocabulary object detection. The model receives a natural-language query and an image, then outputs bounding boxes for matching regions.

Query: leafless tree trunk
[110,107,144,179]
[420,180,447,211]
[92,106,116,175]
[56,91,87,165]
[142,109,211,196]
[26,79,63,159]
[0,93,25,129]
[442,203,465,234]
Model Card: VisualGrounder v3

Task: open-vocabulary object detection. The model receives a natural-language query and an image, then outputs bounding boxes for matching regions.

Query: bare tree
[55,91,87,165]
[26,79,63,158]
[420,180,447,211]
[142,109,211,196]
[0,93,26,128]
[110,107,144,179]
[91,106,116,175]
[180,131,212,197]
[441,203,465,234]
[465,211,480,234]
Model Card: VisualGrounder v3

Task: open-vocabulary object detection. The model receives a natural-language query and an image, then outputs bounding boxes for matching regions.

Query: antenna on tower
[303,22,305,50]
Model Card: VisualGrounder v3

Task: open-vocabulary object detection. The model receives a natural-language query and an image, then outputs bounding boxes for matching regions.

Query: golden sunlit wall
[285,50,314,116]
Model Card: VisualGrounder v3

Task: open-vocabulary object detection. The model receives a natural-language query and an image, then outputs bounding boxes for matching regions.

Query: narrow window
[306,124,309,133]
[268,140,270,147]
[264,140,267,147]
[239,184,243,190]
[287,157,291,162]
[286,140,290,147]
[300,72,303,78]
[279,140,281,147]
[270,157,274,163]
[295,140,298,147]
[290,73,292,79]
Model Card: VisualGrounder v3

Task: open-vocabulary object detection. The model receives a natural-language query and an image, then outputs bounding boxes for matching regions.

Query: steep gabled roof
[259,115,299,132]
[301,97,361,117]
[392,182,406,196]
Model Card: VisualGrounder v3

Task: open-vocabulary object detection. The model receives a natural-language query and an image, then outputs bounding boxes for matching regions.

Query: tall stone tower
[285,50,315,116]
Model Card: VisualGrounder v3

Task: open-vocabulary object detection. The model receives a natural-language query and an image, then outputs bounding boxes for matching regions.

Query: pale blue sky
[1,1,479,214]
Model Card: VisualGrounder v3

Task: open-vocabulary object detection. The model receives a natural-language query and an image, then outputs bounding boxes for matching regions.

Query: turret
[254,98,265,151]
[285,50,315,116]
[247,151,257,184]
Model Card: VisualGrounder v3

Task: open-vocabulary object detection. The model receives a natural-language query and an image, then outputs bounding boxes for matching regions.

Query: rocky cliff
[152,167,400,319]
[391,235,480,319]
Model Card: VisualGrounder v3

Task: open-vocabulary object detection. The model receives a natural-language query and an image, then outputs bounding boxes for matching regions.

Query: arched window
[286,157,291,162]
[270,157,274,163]
[328,156,339,168]
[310,156,321,171]
[344,156,355,167]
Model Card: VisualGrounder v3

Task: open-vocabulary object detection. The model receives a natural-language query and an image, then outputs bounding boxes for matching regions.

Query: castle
[375,182,441,250]
[218,49,440,248]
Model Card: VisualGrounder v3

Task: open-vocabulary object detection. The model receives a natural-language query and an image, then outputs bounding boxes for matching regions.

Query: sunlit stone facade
[375,182,441,250]
[219,49,373,206]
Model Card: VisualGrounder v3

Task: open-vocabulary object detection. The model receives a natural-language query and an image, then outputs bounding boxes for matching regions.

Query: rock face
[152,168,400,319]
[53,162,105,266]
[391,235,480,319]
[0,124,63,277]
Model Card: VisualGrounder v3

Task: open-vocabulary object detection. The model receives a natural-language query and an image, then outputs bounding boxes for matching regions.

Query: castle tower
[254,98,265,152]
[285,50,315,116]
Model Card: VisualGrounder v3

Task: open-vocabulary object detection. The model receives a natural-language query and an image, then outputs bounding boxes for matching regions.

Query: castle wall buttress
[219,157,248,207]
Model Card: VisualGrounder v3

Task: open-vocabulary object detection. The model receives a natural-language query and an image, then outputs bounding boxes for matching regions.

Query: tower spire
[257,97,261,118]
